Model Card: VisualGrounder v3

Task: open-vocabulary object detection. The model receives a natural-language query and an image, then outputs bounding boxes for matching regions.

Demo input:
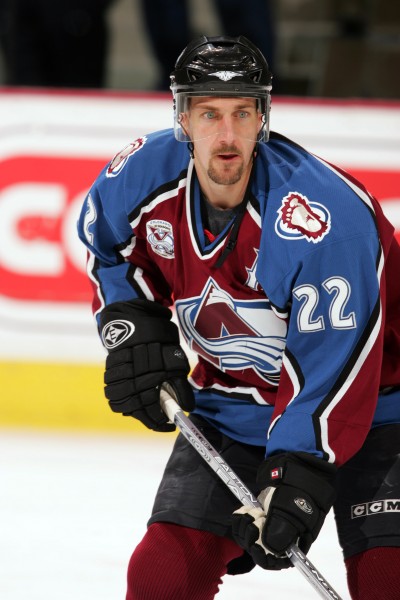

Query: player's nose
[216,115,237,143]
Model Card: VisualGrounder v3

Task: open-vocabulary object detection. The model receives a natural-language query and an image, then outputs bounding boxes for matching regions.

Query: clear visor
[173,93,270,143]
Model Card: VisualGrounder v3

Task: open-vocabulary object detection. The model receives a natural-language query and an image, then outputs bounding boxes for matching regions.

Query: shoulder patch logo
[106,136,147,178]
[275,192,331,243]
[209,71,242,81]
[83,193,97,245]
[146,219,174,259]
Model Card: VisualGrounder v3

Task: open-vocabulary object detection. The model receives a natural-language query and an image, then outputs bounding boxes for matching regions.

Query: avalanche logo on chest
[275,191,331,243]
[175,279,287,385]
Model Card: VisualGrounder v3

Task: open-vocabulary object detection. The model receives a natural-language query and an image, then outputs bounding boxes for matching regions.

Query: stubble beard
[207,156,245,186]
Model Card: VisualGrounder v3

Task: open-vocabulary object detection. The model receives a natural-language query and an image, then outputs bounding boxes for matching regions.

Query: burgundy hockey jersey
[78,129,400,466]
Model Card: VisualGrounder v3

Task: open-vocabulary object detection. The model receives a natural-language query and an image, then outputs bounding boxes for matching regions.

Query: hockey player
[77,36,400,600]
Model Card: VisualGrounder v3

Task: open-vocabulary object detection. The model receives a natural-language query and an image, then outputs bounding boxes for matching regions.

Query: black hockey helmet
[170,35,273,142]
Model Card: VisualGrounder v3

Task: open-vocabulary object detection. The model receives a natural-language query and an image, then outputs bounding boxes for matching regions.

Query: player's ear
[257,111,264,136]
[179,112,190,134]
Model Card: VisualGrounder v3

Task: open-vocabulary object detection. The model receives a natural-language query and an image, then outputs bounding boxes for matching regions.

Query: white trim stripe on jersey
[129,176,187,230]
[119,236,137,259]
[87,249,105,319]
[132,266,155,302]
[247,200,262,228]
[319,248,384,463]
[189,377,269,406]
[313,155,375,211]
[267,352,302,439]
[314,153,384,462]
[186,160,228,261]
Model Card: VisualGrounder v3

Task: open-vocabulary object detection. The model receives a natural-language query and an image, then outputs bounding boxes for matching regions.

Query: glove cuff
[100,299,179,351]
[257,452,337,512]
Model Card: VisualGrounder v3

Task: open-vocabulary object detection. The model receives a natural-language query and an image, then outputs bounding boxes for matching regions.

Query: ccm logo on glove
[102,320,135,349]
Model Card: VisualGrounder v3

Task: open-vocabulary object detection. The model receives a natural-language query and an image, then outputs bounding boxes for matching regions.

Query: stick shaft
[160,390,343,600]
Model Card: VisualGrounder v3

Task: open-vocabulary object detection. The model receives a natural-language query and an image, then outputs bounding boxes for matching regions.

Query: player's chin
[208,161,244,185]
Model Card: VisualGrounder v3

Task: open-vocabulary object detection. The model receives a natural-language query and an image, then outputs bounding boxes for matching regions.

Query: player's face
[182,97,262,186]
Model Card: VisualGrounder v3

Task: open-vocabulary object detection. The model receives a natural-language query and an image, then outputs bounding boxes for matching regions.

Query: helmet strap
[187,141,194,158]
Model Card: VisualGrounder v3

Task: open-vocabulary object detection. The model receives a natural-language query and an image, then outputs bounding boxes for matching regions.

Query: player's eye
[237,111,249,119]
[203,111,217,120]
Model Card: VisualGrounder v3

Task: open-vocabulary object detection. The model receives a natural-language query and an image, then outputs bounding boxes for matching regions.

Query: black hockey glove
[100,299,195,432]
[232,452,337,570]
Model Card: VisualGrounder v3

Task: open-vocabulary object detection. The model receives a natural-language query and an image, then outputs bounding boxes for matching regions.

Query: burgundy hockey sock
[126,522,244,600]
[345,547,400,600]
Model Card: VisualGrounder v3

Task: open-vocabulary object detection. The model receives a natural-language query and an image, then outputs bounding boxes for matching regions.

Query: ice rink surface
[1,429,351,600]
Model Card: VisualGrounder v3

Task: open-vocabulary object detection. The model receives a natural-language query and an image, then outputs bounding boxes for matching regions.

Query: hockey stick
[160,384,343,600]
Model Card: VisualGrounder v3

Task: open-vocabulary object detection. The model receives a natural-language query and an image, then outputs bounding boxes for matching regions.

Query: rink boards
[0,90,399,431]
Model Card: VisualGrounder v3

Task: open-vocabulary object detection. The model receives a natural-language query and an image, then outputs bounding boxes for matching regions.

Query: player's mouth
[215,152,241,162]
[219,153,238,160]
[212,144,242,159]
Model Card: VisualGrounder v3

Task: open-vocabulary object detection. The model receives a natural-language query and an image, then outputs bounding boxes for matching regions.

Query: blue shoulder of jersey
[92,128,190,220]
[254,132,380,307]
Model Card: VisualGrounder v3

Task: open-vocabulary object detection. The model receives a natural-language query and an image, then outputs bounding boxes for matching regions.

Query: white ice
[0,429,350,599]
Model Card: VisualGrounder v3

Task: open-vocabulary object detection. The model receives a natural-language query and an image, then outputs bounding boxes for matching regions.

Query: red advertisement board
[0,155,398,305]
[0,154,106,303]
